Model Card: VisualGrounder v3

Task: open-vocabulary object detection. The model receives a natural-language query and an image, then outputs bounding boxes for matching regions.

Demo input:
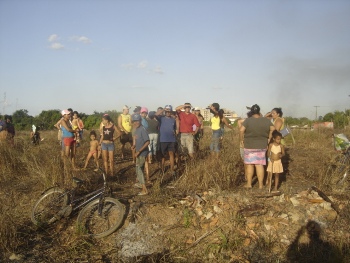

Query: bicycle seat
[72,177,84,184]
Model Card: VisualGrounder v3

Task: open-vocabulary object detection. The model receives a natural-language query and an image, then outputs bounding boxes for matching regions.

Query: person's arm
[54,119,62,129]
[239,125,246,148]
[264,112,272,118]
[112,126,121,141]
[135,140,150,157]
[281,145,285,158]
[210,105,218,114]
[61,119,75,133]
[155,108,164,116]
[117,116,124,133]
[175,105,185,111]
[274,118,283,131]
[268,125,275,142]
[222,117,233,129]
[78,118,84,129]
[175,118,180,135]
[267,143,272,158]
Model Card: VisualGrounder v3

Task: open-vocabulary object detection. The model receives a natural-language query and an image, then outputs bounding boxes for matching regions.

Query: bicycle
[31,168,125,238]
[325,134,350,186]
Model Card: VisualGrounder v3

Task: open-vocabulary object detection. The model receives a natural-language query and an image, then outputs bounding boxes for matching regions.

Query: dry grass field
[1,127,350,262]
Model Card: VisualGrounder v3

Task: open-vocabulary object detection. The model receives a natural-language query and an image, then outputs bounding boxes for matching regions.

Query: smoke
[270,55,350,118]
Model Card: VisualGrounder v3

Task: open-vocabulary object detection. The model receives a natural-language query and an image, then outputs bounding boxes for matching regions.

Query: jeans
[210,129,221,152]
[148,133,158,155]
[136,155,146,184]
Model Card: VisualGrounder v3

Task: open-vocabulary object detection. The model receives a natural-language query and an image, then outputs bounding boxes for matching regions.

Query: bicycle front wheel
[31,188,69,226]
[77,197,125,238]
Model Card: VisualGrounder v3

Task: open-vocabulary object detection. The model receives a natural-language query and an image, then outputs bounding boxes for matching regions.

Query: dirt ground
[2,129,350,262]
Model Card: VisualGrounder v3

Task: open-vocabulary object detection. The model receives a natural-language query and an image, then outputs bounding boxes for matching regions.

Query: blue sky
[1,0,350,119]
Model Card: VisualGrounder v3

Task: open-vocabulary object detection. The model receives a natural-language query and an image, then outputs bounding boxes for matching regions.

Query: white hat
[194,107,200,111]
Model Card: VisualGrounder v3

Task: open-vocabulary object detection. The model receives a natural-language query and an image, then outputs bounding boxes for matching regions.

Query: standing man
[131,114,149,196]
[156,105,177,175]
[118,105,133,160]
[175,102,200,158]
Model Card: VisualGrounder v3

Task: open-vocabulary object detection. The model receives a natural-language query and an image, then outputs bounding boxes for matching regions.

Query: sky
[0,0,350,119]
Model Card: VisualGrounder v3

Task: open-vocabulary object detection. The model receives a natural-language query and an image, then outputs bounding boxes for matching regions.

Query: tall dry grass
[0,127,350,261]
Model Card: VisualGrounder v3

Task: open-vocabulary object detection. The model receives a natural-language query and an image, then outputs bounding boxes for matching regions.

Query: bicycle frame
[49,169,109,217]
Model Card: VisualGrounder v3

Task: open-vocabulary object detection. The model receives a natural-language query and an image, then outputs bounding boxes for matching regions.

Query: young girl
[266,130,285,192]
[83,130,99,171]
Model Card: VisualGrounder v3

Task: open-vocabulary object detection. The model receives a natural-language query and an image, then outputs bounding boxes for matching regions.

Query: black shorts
[160,142,176,155]
[120,132,133,144]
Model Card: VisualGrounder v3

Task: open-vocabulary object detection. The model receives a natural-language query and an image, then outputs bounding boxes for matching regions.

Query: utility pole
[314,106,320,121]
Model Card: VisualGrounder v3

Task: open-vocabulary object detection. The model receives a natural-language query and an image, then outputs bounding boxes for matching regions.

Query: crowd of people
[0,103,285,195]
[53,103,286,195]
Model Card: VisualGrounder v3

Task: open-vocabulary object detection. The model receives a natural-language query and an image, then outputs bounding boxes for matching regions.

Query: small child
[266,130,285,192]
[71,111,81,144]
[83,130,99,171]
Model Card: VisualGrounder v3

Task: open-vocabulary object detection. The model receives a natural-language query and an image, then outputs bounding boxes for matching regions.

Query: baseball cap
[61,109,70,116]
[122,105,130,110]
[194,107,200,111]
[184,102,192,108]
[164,105,173,111]
[141,107,148,113]
[131,113,141,122]
[133,106,141,113]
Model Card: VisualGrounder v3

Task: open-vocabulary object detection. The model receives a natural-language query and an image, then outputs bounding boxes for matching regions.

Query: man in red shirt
[175,103,200,158]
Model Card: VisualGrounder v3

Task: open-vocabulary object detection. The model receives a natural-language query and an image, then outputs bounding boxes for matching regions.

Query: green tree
[34,109,61,130]
[12,109,33,130]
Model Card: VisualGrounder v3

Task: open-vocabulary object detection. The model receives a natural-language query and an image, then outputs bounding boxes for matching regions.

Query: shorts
[160,142,176,155]
[180,133,194,154]
[63,137,75,147]
[120,132,133,144]
[244,149,267,165]
[101,142,115,151]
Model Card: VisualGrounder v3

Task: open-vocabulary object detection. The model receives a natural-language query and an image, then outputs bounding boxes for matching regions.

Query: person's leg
[255,164,265,189]
[245,164,254,188]
[93,152,99,170]
[72,143,78,170]
[274,173,280,191]
[102,149,108,174]
[144,158,150,182]
[186,134,195,158]
[136,156,147,194]
[108,150,114,176]
[84,152,93,169]
[120,143,125,159]
[211,130,220,158]
[169,151,175,173]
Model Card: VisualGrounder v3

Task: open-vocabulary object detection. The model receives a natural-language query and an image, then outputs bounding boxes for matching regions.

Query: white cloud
[71,35,92,44]
[48,34,59,42]
[50,42,64,50]
[137,60,148,69]
[153,66,164,74]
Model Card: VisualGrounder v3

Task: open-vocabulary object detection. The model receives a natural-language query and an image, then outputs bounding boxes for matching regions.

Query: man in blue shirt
[155,105,177,175]
[131,114,149,196]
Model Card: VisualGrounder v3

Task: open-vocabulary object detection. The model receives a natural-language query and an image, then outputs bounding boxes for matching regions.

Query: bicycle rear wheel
[326,154,349,185]
[31,188,69,226]
[77,197,125,238]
